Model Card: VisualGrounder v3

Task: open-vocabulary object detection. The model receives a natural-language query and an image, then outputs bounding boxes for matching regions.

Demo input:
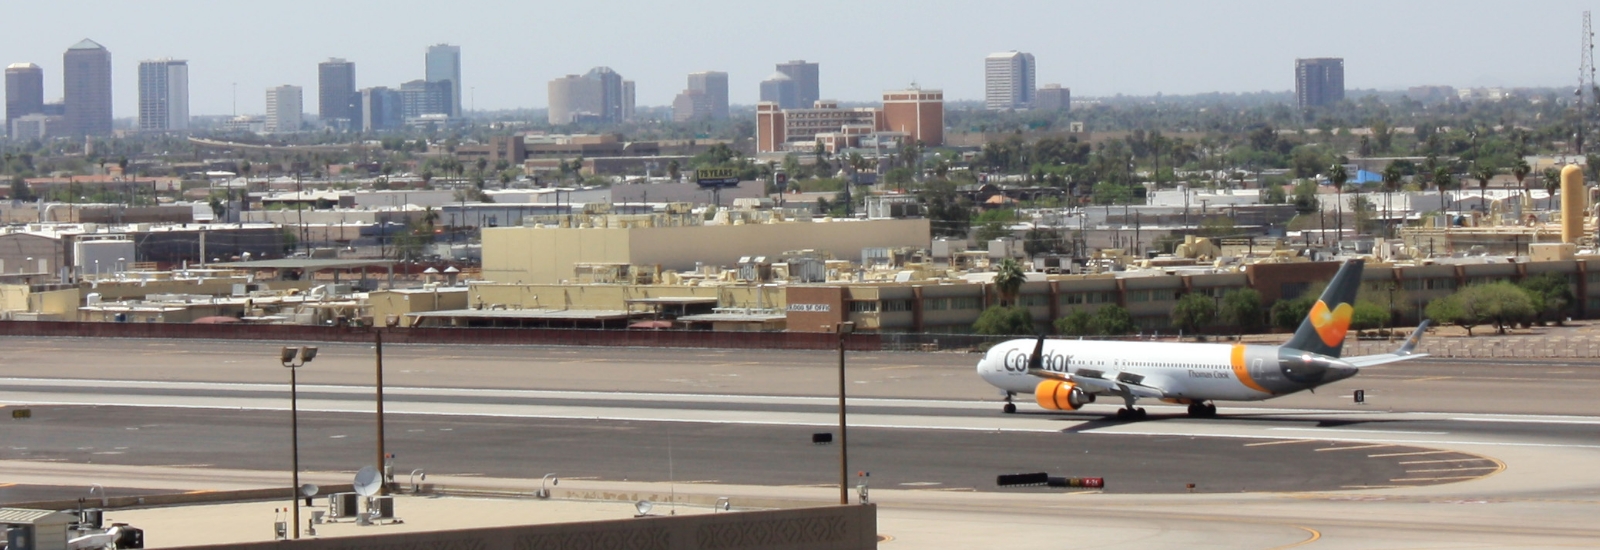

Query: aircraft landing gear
[1186,402,1218,418]
[1002,392,1017,414]
[1114,394,1146,420]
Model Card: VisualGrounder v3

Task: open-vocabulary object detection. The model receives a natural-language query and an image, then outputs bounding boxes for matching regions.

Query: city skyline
[0,1,1595,117]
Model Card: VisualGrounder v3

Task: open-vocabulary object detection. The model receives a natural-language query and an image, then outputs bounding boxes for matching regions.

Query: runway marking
[681,480,720,484]
[1452,416,1600,425]
[898,482,943,486]
[783,484,837,488]
[1406,467,1500,473]
[1404,376,1454,382]
[1390,475,1485,482]
[560,477,600,481]
[1269,427,1447,435]
[1340,485,1403,489]
[1268,526,1321,550]
[1400,458,1493,465]
[1314,444,1392,452]
[1369,450,1455,458]
[872,365,924,371]
[0,483,14,488]
[1244,439,1317,447]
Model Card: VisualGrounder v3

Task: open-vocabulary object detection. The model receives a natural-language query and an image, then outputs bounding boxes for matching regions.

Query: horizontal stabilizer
[1343,320,1431,368]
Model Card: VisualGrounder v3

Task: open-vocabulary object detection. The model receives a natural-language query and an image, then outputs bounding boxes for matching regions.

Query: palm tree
[1472,162,1496,214]
[1433,167,1454,211]
[1328,163,1349,243]
[1381,163,1403,238]
[994,258,1026,307]
[1511,157,1531,204]
[1542,167,1562,211]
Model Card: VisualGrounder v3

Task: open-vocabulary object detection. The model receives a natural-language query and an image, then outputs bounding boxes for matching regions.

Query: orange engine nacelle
[1035,380,1089,411]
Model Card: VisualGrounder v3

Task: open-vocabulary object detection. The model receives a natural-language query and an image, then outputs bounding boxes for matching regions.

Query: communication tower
[1579,11,1596,155]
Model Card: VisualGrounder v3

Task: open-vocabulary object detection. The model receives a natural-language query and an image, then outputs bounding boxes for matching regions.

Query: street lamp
[280,345,318,539]
[836,321,855,505]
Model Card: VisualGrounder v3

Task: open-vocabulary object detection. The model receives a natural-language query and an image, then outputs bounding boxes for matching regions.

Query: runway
[3,336,1600,547]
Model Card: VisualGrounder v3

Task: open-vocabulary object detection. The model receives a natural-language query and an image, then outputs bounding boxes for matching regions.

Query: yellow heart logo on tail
[1309,300,1353,347]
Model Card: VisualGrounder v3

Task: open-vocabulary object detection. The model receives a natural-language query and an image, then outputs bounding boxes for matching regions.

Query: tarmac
[3,335,1600,547]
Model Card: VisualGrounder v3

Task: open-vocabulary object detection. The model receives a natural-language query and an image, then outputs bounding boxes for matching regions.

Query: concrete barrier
[170,504,878,550]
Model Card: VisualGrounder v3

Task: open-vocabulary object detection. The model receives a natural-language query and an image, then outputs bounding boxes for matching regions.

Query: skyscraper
[1296,58,1345,109]
[985,51,1036,111]
[265,85,303,134]
[759,72,799,109]
[318,58,357,128]
[776,60,819,108]
[5,63,45,130]
[137,59,188,132]
[687,71,729,120]
[63,39,113,136]
[425,44,461,117]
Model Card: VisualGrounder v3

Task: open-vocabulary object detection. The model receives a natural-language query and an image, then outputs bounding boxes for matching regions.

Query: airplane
[976,259,1430,419]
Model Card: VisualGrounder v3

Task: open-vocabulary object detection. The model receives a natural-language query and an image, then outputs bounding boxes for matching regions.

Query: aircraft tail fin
[1283,259,1365,358]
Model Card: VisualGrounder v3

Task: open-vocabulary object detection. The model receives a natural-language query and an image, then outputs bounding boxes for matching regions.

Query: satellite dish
[299,484,320,497]
[354,466,382,497]
[634,500,653,516]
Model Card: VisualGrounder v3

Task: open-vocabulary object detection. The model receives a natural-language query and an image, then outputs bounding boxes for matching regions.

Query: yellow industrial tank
[1562,164,1586,244]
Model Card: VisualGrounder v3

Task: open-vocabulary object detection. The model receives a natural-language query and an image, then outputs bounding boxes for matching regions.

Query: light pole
[836,321,854,505]
[280,345,318,539]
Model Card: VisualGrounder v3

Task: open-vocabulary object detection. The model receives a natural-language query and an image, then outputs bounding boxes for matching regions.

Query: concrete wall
[0,321,881,351]
[172,505,877,550]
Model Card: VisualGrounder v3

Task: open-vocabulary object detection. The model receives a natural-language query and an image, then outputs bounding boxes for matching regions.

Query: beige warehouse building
[482,218,931,284]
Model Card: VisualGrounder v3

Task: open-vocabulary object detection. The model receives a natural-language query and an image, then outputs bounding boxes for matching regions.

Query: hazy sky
[3,0,1595,117]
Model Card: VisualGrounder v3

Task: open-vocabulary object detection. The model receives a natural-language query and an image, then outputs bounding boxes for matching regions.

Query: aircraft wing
[1031,367,1167,398]
[1343,320,1431,368]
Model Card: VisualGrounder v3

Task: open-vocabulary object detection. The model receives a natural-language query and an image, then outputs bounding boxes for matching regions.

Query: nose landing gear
[1002,392,1017,414]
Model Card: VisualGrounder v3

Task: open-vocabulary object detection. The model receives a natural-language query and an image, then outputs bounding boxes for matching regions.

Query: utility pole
[375,332,387,495]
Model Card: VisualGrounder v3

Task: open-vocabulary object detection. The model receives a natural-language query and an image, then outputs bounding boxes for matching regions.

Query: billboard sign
[695,168,742,188]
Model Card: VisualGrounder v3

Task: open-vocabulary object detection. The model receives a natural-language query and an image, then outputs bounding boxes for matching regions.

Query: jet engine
[1035,380,1091,411]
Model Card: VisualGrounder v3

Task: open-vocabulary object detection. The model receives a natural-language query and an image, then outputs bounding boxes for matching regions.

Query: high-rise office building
[985,51,1036,111]
[586,67,625,123]
[759,72,799,109]
[265,85,303,134]
[548,74,598,125]
[687,71,729,120]
[399,79,452,121]
[137,59,188,132]
[318,58,357,128]
[6,63,45,130]
[1034,84,1070,112]
[425,44,461,117]
[622,80,635,121]
[1296,58,1345,109]
[548,68,628,124]
[63,39,113,136]
[359,86,401,132]
[776,60,819,108]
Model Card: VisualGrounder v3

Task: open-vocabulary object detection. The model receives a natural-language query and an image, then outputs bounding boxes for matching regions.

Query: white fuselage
[976,338,1309,403]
